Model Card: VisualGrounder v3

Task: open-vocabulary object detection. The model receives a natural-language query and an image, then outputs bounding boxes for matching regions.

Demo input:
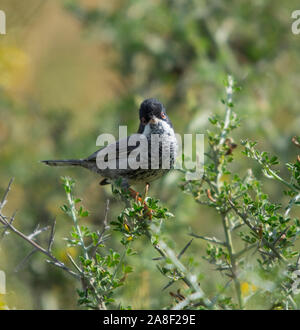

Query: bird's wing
[86,135,149,170]
[86,136,133,161]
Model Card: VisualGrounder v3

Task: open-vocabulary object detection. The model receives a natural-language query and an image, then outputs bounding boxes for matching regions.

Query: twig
[0,213,80,279]
[231,221,244,231]
[0,210,17,243]
[66,187,89,260]
[67,252,82,274]
[234,243,257,259]
[273,226,290,246]
[285,193,300,217]
[228,199,287,262]
[102,199,110,227]
[246,146,299,193]
[14,248,38,272]
[90,199,110,259]
[158,239,213,308]
[48,218,56,252]
[162,279,176,291]
[209,279,233,307]
[214,77,243,309]
[221,212,243,309]
[177,239,193,259]
[28,224,50,240]
[172,291,204,310]
[189,233,226,246]
[0,179,80,279]
[218,76,233,148]
[0,178,14,212]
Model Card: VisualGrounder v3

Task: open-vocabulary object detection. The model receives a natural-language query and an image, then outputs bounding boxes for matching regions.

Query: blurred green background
[0,0,299,309]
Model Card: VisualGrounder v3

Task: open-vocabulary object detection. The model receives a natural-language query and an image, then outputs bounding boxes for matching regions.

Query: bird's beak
[149,116,158,125]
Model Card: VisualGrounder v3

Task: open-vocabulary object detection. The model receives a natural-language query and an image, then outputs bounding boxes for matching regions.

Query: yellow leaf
[241,282,249,296]
[241,281,258,297]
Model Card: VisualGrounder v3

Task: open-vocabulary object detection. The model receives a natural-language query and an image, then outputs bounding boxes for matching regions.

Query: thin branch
[228,199,287,262]
[90,199,110,259]
[158,239,213,308]
[220,212,243,309]
[285,193,300,217]
[214,77,243,309]
[245,146,299,193]
[178,239,193,259]
[273,226,290,246]
[296,253,300,270]
[28,224,50,240]
[264,166,298,192]
[162,279,176,291]
[231,221,245,231]
[189,233,226,246]
[103,199,110,227]
[218,75,233,148]
[209,279,233,307]
[0,214,80,279]
[0,178,14,212]
[172,291,204,310]
[0,179,79,279]
[234,243,257,259]
[48,218,56,252]
[154,239,194,261]
[66,188,89,260]
[67,252,82,274]
[0,210,17,243]
[14,248,38,273]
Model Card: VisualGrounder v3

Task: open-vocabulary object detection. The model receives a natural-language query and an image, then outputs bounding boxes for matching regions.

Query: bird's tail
[41,159,84,167]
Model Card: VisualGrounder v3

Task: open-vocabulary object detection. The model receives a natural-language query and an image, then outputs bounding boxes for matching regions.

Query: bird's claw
[128,187,153,220]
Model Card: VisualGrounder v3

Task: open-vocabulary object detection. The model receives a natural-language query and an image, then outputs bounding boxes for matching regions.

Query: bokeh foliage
[0,0,300,309]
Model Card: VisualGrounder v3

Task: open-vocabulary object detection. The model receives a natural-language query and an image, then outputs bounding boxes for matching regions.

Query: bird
[42,98,177,194]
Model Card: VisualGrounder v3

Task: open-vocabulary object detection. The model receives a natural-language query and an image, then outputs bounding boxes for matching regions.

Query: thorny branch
[228,199,287,263]
[0,179,113,310]
[0,179,80,279]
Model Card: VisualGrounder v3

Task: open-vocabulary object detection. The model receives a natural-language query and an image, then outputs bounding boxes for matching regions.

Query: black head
[138,98,172,133]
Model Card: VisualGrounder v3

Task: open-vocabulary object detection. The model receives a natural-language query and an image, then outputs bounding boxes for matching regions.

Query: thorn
[177,239,193,260]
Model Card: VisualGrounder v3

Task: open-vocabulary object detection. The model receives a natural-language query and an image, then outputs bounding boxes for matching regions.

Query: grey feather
[41,159,84,167]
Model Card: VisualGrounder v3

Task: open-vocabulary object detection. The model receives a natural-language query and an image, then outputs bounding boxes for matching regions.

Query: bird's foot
[128,188,142,202]
[128,186,152,220]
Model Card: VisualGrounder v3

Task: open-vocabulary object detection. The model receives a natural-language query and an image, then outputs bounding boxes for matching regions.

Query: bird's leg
[143,183,150,202]
[119,179,133,208]
[128,188,142,203]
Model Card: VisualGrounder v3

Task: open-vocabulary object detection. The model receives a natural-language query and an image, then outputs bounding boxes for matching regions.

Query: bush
[1,76,299,309]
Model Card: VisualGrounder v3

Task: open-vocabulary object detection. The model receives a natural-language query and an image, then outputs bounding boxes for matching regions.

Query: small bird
[42,98,177,192]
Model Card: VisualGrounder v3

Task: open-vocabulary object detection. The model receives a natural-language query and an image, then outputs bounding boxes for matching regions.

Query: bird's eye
[161,112,166,119]
[141,117,147,125]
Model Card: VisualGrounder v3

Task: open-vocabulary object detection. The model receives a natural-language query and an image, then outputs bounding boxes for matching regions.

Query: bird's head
[138,98,173,134]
